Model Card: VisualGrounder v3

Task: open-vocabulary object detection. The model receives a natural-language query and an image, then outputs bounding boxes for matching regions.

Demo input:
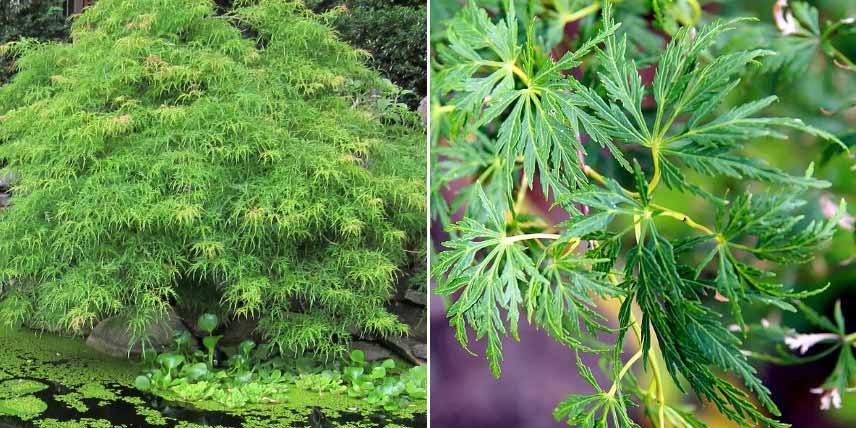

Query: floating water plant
[0,395,48,421]
[0,379,48,398]
[134,316,427,411]
[0,378,49,421]
[0,327,424,427]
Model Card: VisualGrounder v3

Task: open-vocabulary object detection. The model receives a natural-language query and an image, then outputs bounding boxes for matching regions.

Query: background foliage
[0,0,69,83]
[0,0,425,359]
[308,0,427,108]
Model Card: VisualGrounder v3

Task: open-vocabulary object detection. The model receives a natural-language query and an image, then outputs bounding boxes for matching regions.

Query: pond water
[0,328,426,428]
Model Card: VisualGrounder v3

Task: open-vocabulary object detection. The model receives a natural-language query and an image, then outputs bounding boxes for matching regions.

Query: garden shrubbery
[0,0,69,83]
[308,0,427,108]
[0,0,425,359]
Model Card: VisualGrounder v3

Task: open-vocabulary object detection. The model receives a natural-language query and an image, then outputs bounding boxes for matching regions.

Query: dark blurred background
[430,1,856,427]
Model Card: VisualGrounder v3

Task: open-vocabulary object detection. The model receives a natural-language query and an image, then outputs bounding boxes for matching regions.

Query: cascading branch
[0,0,425,358]
[431,1,846,427]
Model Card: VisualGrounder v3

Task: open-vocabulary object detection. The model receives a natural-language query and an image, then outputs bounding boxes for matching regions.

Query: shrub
[0,1,68,43]
[0,0,70,83]
[0,0,425,359]
[309,0,427,108]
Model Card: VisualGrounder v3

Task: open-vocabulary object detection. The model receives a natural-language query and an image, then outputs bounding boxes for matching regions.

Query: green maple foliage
[0,0,425,358]
[432,1,847,427]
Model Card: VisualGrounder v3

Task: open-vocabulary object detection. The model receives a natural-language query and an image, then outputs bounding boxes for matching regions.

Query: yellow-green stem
[510,63,532,87]
[502,232,561,244]
[651,203,715,235]
[515,174,528,215]
[647,143,661,195]
[561,2,601,24]
[584,165,641,198]
[584,165,714,236]
[606,348,644,398]
[604,277,667,428]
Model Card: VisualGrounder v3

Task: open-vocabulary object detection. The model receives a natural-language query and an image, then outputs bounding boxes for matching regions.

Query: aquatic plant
[198,313,222,369]
[0,327,423,426]
[343,350,426,411]
[0,395,48,420]
[0,0,425,358]
[0,378,49,421]
[0,379,48,398]
[134,317,427,411]
[431,1,851,427]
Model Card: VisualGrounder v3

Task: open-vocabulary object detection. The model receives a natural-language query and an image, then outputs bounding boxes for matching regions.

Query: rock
[412,342,427,360]
[350,340,392,362]
[86,308,194,358]
[379,300,427,365]
[404,289,427,307]
[387,301,426,341]
[381,336,426,365]
[220,317,261,347]
[174,307,206,339]
[0,172,16,192]
[418,97,428,124]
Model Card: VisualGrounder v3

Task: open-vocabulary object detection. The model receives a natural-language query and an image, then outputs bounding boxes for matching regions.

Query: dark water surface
[0,376,425,427]
[0,328,425,428]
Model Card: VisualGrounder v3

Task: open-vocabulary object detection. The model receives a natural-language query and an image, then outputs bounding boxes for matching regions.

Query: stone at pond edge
[350,340,393,362]
[0,172,16,192]
[86,308,195,357]
[404,289,427,307]
[381,336,426,366]
[367,301,426,365]
[418,97,428,125]
[387,301,426,342]
[219,316,262,347]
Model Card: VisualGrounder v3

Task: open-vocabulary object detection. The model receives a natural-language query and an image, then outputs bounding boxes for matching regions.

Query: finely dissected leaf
[435,1,627,196]
[432,1,845,427]
[434,186,623,376]
[760,2,856,80]
[623,221,784,426]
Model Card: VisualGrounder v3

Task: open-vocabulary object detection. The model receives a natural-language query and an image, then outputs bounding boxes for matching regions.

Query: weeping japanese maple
[0,0,425,358]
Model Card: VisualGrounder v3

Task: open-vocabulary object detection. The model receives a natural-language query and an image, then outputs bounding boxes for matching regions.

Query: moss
[0,379,48,398]
[0,395,48,420]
